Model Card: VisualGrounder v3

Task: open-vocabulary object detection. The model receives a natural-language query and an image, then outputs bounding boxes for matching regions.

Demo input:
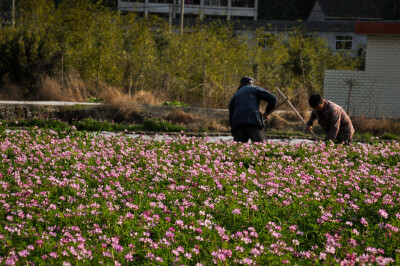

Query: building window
[204,0,228,6]
[232,0,255,7]
[336,36,352,50]
[149,0,174,3]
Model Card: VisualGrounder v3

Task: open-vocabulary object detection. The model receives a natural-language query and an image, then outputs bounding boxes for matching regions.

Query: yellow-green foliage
[0,2,361,108]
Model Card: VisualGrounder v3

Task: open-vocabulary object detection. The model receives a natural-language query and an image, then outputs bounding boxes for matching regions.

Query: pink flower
[348,239,357,247]
[18,250,29,257]
[325,246,336,254]
[289,225,298,233]
[36,239,44,247]
[112,243,124,253]
[232,208,241,215]
[236,246,244,253]
[319,252,327,260]
[379,209,388,219]
[217,253,226,261]
[175,220,184,227]
[125,252,134,261]
[172,249,180,256]
[361,217,368,226]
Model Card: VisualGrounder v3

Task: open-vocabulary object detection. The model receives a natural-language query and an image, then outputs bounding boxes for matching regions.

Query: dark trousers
[232,125,266,143]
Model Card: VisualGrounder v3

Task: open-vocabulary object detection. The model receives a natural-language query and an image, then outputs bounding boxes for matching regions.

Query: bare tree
[345,78,358,116]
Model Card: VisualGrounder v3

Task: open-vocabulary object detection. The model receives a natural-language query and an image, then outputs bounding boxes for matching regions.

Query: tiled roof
[317,0,382,20]
[355,22,400,35]
[175,19,357,33]
[231,20,356,32]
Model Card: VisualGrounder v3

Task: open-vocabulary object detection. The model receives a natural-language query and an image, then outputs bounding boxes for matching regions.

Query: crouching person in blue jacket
[229,77,277,143]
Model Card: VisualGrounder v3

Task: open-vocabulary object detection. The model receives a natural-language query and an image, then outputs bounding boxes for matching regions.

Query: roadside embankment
[0,101,231,133]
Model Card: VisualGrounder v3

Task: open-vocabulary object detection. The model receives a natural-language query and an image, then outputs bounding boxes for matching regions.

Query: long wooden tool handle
[276,88,320,141]
[265,97,290,117]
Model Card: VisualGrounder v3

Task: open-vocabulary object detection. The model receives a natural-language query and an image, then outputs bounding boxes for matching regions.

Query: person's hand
[263,113,270,120]
[306,125,313,131]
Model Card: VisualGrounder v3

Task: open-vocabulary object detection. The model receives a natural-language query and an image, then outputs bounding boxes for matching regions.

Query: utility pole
[12,0,15,28]
[169,4,172,31]
[180,0,184,35]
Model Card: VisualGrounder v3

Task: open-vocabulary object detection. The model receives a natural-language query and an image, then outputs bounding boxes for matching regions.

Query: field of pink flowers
[0,128,399,265]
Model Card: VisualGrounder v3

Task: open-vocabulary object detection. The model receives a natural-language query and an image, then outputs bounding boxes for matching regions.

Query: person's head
[309,93,324,112]
[240,76,254,86]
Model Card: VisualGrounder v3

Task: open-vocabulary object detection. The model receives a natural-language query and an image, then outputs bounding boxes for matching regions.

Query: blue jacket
[229,85,277,132]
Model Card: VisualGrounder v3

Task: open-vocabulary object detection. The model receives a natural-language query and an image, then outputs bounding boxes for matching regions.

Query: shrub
[143,117,186,132]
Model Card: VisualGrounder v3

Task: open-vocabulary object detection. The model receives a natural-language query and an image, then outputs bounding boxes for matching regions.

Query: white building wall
[324,36,400,119]
[365,36,400,73]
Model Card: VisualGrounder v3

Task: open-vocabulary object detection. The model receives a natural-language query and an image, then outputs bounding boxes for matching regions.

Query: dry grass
[132,90,161,105]
[2,71,168,107]
[267,113,304,131]
[164,109,195,124]
[36,76,64,101]
[35,74,95,102]
[109,103,142,123]
[205,119,230,132]
[0,75,24,100]
[279,110,305,122]
[34,73,134,104]
[98,86,124,104]
[352,116,400,135]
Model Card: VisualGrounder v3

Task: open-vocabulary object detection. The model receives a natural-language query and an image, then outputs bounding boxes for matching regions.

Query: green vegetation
[381,132,400,141]
[163,101,189,108]
[2,117,399,142]
[0,1,361,108]
[143,117,186,132]
[0,117,187,133]
[266,129,309,138]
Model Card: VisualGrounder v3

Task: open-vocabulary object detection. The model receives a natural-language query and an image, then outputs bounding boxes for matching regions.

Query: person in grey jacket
[229,77,277,143]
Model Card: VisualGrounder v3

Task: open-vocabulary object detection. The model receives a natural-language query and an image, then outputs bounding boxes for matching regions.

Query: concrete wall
[324,36,400,119]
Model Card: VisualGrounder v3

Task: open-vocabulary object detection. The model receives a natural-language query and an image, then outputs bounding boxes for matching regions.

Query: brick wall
[324,36,400,119]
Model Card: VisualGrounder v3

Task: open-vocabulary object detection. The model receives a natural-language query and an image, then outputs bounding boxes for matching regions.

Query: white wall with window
[310,32,366,56]
[324,35,400,119]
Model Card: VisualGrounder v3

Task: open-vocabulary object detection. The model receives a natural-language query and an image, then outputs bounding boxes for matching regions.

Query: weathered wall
[324,36,400,119]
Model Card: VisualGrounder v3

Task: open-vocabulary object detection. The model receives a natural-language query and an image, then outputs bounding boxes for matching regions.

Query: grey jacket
[229,85,277,132]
